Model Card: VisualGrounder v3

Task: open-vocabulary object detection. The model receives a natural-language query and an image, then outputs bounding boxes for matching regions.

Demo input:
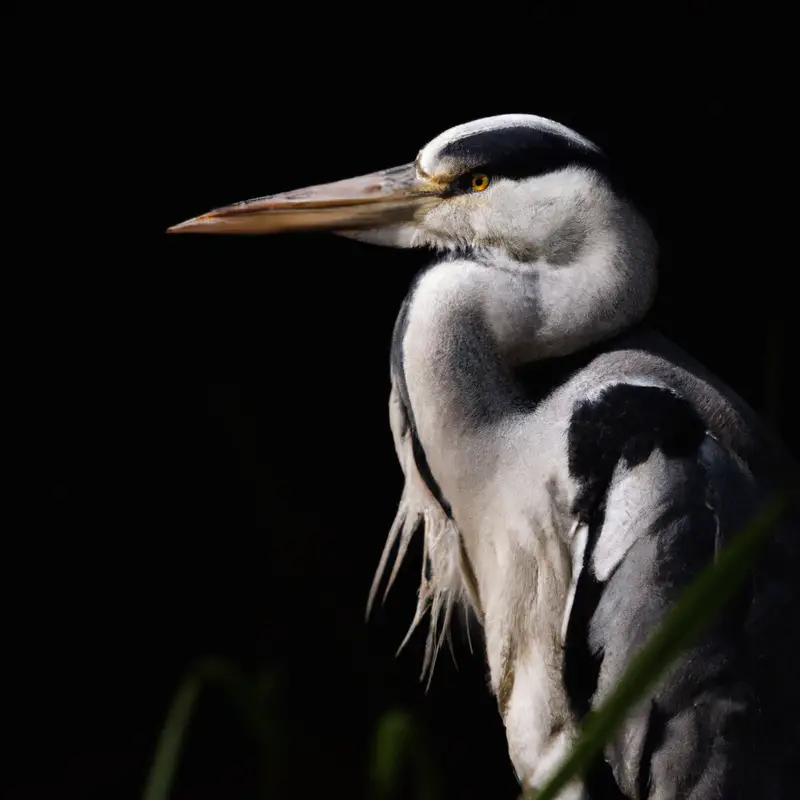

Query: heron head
[167,114,623,261]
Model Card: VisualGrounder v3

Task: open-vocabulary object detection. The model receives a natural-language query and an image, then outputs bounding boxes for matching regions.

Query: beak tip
[166,215,215,234]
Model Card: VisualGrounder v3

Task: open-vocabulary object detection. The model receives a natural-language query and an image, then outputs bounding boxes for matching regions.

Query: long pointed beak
[167,163,443,235]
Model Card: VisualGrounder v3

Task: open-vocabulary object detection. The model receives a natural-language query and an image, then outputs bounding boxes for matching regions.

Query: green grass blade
[524,491,792,800]
[141,658,260,800]
[371,709,441,800]
[141,669,203,800]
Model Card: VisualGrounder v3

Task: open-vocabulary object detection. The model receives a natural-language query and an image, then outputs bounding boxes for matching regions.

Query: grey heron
[169,114,799,799]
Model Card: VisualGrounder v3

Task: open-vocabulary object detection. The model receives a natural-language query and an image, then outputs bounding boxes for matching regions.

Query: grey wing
[562,382,800,799]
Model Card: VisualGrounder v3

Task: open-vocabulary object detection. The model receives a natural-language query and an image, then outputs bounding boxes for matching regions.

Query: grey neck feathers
[402,192,658,433]
[478,189,658,365]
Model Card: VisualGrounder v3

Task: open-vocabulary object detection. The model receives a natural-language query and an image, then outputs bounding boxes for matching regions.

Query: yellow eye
[471,173,490,191]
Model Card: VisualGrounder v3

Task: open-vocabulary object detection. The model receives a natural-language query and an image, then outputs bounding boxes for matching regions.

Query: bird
[169,114,799,798]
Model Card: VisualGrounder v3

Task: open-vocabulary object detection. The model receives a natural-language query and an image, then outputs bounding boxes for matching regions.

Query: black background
[14,7,794,800]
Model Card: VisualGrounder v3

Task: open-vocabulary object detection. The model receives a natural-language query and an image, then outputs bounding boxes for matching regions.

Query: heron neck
[401,260,516,437]
[399,232,656,487]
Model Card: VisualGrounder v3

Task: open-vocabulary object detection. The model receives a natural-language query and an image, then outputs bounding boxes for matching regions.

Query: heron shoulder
[553,334,795,486]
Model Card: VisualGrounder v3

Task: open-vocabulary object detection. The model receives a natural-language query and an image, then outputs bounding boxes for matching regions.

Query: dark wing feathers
[564,382,799,799]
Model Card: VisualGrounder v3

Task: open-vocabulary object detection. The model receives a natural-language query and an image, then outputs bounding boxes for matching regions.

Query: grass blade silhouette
[142,658,271,800]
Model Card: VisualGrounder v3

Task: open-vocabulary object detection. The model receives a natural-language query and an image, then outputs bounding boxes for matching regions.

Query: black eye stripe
[429,121,642,214]
[439,126,609,182]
